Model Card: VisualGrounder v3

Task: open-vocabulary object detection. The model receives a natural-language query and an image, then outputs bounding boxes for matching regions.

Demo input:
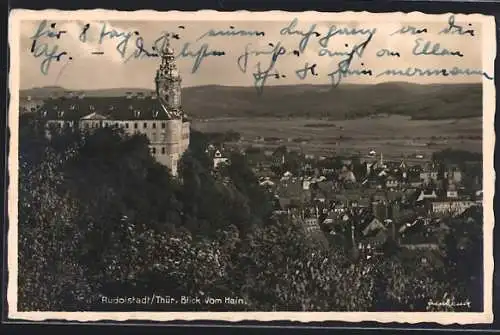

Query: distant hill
[20,86,154,98]
[19,83,482,120]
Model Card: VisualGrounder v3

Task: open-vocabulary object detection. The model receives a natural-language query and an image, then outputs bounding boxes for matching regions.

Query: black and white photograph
[7,10,495,323]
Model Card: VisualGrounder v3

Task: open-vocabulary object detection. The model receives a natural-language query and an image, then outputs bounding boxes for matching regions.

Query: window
[161,147,166,154]
[152,147,156,154]
[162,122,166,129]
[152,123,156,129]
[126,123,129,128]
[85,123,89,129]
[115,123,118,127]
[134,123,138,129]
[104,122,108,127]
[144,122,148,128]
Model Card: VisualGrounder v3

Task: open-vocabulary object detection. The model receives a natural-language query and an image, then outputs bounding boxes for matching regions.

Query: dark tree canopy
[18,123,483,312]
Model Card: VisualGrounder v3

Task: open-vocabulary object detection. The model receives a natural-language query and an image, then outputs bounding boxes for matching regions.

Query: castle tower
[155,39,182,119]
[150,37,190,177]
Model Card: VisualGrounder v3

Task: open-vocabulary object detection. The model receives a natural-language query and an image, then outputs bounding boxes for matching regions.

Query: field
[20,84,484,160]
[192,115,482,160]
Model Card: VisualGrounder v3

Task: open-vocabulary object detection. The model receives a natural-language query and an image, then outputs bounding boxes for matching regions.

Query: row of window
[49,122,189,143]
[50,122,72,128]
[151,147,167,155]
[82,121,171,129]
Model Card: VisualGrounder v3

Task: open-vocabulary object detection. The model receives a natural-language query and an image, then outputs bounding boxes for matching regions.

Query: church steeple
[155,37,183,119]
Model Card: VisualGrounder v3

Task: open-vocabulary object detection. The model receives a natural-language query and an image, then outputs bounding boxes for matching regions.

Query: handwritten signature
[427,298,471,309]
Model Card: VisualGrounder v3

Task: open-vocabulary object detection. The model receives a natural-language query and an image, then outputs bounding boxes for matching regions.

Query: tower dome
[155,36,184,119]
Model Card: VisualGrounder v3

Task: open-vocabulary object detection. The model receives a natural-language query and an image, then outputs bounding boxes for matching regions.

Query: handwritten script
[427,298,472,310]
[28,15,493,94]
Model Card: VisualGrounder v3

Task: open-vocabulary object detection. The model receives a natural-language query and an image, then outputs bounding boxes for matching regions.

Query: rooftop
[39,97,188,121]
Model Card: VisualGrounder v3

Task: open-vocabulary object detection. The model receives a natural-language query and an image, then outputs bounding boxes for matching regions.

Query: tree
[230,217,374,311]
[18,125,94,311]
[18,122,482,312]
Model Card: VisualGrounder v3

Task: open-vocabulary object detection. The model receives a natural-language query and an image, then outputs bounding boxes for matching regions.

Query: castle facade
[40,41,190,176]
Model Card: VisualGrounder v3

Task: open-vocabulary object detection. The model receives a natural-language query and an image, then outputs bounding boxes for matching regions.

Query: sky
[15,12,492,90]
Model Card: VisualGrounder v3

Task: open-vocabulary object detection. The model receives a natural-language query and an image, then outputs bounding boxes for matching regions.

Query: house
[281,171,293,181]
[322,212,338,225]
[361,230,389,251]
[431,200,476,215]
[475,190,483,203]
[416,190,438,202]
[322,167,335,175]
[372,201,389,221]
[313,195,326,203]
[446,181,459,199]
[338,166,356,183]
[259,178,275,187]
[263,150,274,157]
[305,154,315,160]
[399,223,440,250]
[386,175,399,189]
[341,159,352,166]
[372,190,388,203]
[362,217,386,236]
[378,170,388,177]
[407,173,423,187]
[400,243,439,251]
[357,197,371,208]
[444,166,463,184]
[399,160,408,170]
[315,180,336,199]
[213,150,229,169]
[387,190,403,202]
[358,217,389,251]
[333,202,346,213]
[304,217,321,232]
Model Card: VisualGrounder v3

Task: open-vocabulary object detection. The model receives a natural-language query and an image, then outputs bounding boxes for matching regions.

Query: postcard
[7,9,495,324]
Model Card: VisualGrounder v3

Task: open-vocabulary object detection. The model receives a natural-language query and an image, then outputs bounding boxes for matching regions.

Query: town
[207,140,483,258]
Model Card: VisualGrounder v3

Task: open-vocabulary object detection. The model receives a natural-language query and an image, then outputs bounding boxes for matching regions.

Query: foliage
[18,121,94,310]
[432,148,482,165]
[17,122,483,312]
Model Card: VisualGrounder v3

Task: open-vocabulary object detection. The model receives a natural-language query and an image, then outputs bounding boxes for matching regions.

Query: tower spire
[155,35,183,119]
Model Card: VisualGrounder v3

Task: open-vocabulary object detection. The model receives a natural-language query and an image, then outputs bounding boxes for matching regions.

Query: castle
[40,40,190,176]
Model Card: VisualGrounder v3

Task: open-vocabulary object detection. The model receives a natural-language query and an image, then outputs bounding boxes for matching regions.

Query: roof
[387,191,403,202]
[399,230,439,245]
[80,112,108,120]
[363,229,388,245]
[38,97,188,121]
[278,198,291,209]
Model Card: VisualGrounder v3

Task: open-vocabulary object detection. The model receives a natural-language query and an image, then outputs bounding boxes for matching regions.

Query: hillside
[19,83,482,120]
